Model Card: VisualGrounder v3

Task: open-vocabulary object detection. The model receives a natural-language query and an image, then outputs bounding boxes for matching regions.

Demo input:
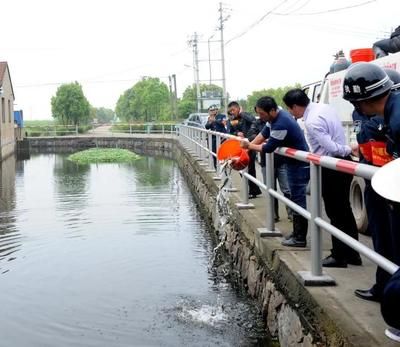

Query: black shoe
[248,194,259,199]
[354,288,380,302]
[347,255,362,266]
[281,236,306,248]
[274,216,280,222]
[322,255,347,268]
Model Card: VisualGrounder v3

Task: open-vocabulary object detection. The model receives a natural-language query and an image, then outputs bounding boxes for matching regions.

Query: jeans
[286,163,309,211]
[286,162,310,240]
[275,162,292,219]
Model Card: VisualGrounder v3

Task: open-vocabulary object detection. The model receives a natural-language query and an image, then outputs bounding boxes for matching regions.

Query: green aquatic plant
[68,148,141,164]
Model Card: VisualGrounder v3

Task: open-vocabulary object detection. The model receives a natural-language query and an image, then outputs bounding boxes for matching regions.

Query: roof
[0,62,6,85]
[0,61,15,99]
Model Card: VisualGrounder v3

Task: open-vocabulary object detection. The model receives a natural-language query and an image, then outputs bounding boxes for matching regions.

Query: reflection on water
[0,153,269,346]
[0,155,20,273]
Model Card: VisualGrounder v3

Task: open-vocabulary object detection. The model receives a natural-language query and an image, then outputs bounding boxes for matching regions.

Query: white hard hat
[371,158,400,202]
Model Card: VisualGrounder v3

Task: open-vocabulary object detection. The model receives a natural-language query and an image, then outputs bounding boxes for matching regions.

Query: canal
[0,153,269,347]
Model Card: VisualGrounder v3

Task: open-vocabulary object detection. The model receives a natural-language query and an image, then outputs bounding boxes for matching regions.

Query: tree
[93,107,115,124]
[51,82,91,125]
[116,77,170,122]
[177,84,223,119]
[246,84,301,111]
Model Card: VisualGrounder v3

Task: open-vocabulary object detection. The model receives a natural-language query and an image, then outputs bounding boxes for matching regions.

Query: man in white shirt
[283,89,362,268]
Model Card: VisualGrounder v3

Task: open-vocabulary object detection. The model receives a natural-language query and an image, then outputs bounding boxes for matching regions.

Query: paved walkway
[224,164,397,346]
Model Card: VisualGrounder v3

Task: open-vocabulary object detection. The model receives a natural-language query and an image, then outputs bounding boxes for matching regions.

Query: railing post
[235,166,254,209]
[162,124,164,134]
[76,125,78,135]
[130,124,132,134]
[298,162,335,286]
[212,134,222,180]
[206,132,214,172]
[258,153,281,236]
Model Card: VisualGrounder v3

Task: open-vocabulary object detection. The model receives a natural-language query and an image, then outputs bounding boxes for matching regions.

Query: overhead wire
[225,0,291,45]
[272,0,376,16]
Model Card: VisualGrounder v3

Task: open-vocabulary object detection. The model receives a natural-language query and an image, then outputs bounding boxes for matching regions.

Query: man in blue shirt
[242,96,310,247]
[283,89,362,268]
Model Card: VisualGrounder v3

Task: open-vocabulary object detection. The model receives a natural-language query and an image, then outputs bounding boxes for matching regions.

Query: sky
[1,0,399,120]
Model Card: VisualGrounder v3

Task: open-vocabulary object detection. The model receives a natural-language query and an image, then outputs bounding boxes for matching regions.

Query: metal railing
[178,124,399,286]
[110,123,178,135]
[25,125,80,136]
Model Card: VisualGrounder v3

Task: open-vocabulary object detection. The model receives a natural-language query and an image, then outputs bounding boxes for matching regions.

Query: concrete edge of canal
[27,136,381,347]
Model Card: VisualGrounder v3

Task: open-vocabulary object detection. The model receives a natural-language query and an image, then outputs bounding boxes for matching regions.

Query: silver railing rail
[178,124,399,286]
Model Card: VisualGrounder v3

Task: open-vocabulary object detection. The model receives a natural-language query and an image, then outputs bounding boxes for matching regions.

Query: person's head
[384,68,400,91]
[343,62,393,116]
[282,89,310,119]
[254,96,278,122]
[208,104,218,116]
[227,101,241,118]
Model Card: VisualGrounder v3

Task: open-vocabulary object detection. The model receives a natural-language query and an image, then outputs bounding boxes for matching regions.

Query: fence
[25,125,81,137]
[178,124,399,286]
[110,123,177,135]
[25,123,179,137]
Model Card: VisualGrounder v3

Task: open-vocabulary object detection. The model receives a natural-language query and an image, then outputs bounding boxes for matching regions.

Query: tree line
[50,78,300,125]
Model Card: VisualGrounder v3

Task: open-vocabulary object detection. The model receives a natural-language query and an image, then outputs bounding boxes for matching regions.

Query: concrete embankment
[28,136,396,346]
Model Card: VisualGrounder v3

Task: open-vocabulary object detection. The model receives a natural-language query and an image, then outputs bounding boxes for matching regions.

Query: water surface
[0,153,268,346]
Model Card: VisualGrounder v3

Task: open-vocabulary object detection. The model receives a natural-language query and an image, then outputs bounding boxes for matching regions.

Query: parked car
[183,113,208,128]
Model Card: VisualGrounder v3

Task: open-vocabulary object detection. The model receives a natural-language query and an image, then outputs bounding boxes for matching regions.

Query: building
[0,62,16,160]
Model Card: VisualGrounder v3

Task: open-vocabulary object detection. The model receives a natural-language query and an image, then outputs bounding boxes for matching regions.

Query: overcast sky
[1,0,399,119]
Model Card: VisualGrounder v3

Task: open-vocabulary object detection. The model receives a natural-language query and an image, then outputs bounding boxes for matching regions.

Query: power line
[225,0,290,45]
[273,0,376,16]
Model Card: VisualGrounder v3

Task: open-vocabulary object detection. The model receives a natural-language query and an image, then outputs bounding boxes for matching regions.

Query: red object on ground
[350,48,375,63]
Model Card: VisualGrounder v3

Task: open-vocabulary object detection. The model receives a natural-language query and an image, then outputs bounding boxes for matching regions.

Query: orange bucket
[217,139,242,160]
[217,139,250,170]
[350,48,375,63]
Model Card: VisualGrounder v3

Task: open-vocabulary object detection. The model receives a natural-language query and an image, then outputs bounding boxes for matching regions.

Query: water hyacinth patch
[68,148,141,164]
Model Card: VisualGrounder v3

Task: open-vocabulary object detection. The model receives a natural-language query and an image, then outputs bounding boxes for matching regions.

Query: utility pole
[168,74,178,120]
[207,34,214,85]
[172,74,178,119]
[168,75,174,120]
[218,2,228,116]
[189,32,201,113]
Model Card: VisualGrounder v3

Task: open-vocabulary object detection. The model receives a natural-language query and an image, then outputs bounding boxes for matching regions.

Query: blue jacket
[384,92,400,159]
[260,109,309,165]
[205,113,227,133]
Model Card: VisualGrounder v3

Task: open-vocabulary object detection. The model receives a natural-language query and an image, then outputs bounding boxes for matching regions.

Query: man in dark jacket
[227,101,261,198]
[205,105,227,169]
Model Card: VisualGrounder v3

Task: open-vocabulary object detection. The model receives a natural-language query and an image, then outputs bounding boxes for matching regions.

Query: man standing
[283,88,362,268]
[205,105,226,169]
[247,115,292,222]
[351,68,400,303]
[342,62,400,274]
[241,96,309,247]
[227,101,261,198]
